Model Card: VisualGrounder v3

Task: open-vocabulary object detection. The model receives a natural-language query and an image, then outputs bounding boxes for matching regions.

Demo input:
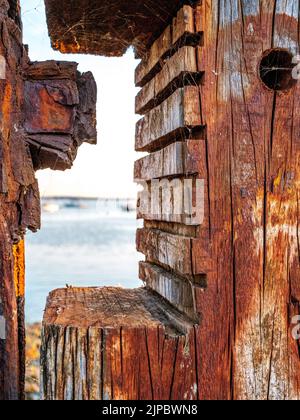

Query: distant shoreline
[41,196,136,201]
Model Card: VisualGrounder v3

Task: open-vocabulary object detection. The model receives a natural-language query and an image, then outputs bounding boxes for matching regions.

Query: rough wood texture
[135,46,202,115]
[137,228,213,276]
[135,0,300,400]
[0,0,35,399]
[0,1,96,400]
[135,4,202,87]
[44,0,199,58]
[12,240,25,400]
[41,287,198,400]
[43,0,300,401]
[135,86,203,152]
[135,137,207,226]
[25,61,97,171]
[139,262,200,322]
[134,141,201,181]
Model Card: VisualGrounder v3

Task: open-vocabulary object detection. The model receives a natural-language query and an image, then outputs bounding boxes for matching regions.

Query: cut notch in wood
[134,140,202,182]
[135,4,204,87]
[136,71,204,115]
[135,44,205,115]
[140,261,204,323]
[135,86,205,153]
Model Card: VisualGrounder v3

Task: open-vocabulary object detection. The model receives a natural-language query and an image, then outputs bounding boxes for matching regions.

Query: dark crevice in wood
[144,220,198,238]
[269,92,277,158]
[169,337,179,400]
[16,296,25,400]
[7,0,22,29]
[136,126,206,154]
[137,71,204,115]
[193,326,200,399]
[193,274,207,289]
[259,49,297,92]
[204,135,212,238]
[72,330,76,400]
[144,328,154,399]
[137,32,203,88]
[142,290,195,336]
[100,329,105,401]
[230,335,234,400]
[141,260,205,321]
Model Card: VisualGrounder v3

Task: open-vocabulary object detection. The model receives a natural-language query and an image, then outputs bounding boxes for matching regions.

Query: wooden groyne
[0,0,96,399]
[41,0,300,400]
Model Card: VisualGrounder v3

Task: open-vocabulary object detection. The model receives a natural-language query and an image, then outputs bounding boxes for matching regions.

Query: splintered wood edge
[43,287,196,336]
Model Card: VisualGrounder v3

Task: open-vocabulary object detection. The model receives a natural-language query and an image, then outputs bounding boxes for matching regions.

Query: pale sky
[21,0,141,198]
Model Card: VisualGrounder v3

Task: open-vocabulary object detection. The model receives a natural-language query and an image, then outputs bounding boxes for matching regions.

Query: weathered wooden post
[0,0,96,400]
[40,0,300,400]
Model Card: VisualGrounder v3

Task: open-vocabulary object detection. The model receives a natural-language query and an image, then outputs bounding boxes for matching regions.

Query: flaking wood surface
[135,46,201,115]
[44,0,199,58]
[0,0,36,400]
[25,61,97,171]
[43,287,194,334]
[135,5,202,87]
[134,0,300,400]
[0,0,96,400]
[135,86,203,152]
[41,0,300,401]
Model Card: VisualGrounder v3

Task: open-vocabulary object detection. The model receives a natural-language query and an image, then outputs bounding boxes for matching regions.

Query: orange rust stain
[39,88,71,130]
[1,83,12,131]
[54,40,81,54]
[27,86,73,133]
[1,82,18,198]
[13,240,25,298]
[273,169,283,189]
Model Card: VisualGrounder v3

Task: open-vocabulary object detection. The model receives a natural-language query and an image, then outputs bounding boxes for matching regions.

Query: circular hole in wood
[259,49,297,91]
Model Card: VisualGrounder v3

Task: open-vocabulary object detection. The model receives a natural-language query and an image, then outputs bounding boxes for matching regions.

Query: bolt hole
[259,49,297,91]
[193,274,207,289]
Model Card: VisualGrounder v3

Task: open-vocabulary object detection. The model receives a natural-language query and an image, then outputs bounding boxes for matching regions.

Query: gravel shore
[26,323,41,400]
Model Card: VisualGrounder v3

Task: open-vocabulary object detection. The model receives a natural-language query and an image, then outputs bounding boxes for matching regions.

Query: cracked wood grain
[41,287,197,400]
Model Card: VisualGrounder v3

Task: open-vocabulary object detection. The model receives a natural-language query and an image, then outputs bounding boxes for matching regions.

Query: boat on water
[42,202,60,213]
[120,201,136,213]
[63,200,87,209]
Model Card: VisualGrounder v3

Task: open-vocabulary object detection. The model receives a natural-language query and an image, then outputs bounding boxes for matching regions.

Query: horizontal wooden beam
[137,228,193,276]
[172,4,195,45]
[135,26,171,87]
[136,46,204,114]
[137,177,204,226]
[137,228,213,276]
[25,60,78,80]
[134,140,201,181]
[135,86,203,152]
[140,262,199,322]
[135,5,202,87]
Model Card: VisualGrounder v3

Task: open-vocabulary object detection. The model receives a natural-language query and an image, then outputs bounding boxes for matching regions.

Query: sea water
[25,199,142,323]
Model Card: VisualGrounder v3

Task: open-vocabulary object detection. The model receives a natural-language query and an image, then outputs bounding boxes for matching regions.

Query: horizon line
[41,196,136,201]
